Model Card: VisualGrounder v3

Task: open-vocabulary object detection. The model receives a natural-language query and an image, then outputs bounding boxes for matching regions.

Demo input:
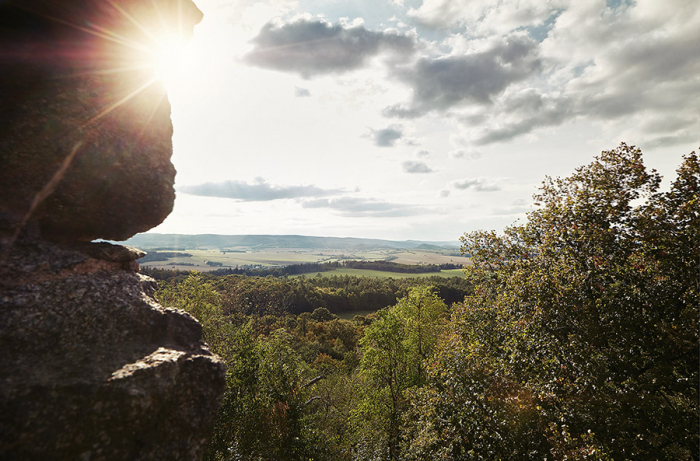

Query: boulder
[0,238,226,460]
[0,1,228,459]
[0,0,203,242]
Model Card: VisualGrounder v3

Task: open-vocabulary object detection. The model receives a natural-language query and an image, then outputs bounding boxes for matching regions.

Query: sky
[150,0,699,243]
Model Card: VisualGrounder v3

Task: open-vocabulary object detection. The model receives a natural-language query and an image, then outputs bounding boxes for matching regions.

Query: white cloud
[179,178,345,201]
[302,196,429,217]
[402,0,700,146]
[449,149,482,160]
[451,178,501,192]
[408,0,564,35]
[402,161,434,173]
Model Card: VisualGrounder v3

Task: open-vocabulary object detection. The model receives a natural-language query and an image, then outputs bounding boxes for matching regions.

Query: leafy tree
[305,373,364,461]
[156,274,237,359]
[354,288,447,460]
[393,287,448,386]
[159,275,320,461]
[311,307,337,322]
[203,326,321,461]
[404,144,699,460]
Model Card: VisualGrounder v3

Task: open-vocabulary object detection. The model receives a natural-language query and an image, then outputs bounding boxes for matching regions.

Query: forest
[156,145,698,460]
[149,269,471,316]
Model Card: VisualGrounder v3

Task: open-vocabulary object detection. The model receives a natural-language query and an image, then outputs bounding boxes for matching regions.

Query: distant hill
[122,233,460,251]
[415,243,445,250]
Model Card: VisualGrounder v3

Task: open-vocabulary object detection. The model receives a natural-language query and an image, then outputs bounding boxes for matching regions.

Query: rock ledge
[0,239,226,460]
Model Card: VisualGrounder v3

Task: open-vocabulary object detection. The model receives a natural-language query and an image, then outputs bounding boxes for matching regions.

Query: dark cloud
[179,178,344,201]
[384,35,541,118]
[416,149,431,157]
[640,132,699,149]
[301,197,427,217]
[402,161,434,173]
[474,92,573,144]
[370,125,404,147]
[244,19,415,78]
[639,115,698,135]
[452,178,500,192]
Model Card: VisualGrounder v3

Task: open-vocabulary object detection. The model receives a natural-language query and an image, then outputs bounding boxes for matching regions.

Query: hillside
[122,233,460,251]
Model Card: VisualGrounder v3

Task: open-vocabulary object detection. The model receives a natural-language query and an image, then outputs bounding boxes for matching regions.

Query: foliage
[157,277,449,461]
[404,144,699,460]
[158,275,317,461]
[353,288,447,460]
[149,270,471,316]
[151,144,698,461]
[209,261,339,277]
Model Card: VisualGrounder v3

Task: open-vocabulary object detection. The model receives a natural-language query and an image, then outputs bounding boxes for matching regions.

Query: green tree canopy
[354,287,447,460]
[405,144,699,460]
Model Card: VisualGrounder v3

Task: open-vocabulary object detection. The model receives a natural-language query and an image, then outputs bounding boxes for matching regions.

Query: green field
[292,268,466,279]
[142,247,471,273]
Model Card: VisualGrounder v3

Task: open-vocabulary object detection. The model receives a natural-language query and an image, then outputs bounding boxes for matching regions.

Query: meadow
[141,247,470,276]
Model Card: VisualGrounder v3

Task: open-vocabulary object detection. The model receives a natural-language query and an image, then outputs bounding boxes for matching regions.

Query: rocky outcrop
[0,1,227,460]
[0,239,226,460]
[0,0,202,241]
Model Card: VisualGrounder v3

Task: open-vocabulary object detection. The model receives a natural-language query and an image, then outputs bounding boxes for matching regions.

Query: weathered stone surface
[0,0,203,242]
[68,241,147,263]
[0,3,227,459]
[0,238,226,460]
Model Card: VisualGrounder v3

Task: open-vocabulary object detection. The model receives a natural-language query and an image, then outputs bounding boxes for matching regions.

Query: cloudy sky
[153,0,699,242]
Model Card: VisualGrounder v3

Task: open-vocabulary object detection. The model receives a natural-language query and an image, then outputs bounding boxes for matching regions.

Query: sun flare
[151,33,190,86]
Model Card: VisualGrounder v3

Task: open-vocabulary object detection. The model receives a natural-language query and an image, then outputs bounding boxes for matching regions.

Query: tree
[156,274,236,360]
[353,288,447,460]
[404,144,699,460]
[204,326,319,461]
[158,275,319,461]
[393,287,448,386]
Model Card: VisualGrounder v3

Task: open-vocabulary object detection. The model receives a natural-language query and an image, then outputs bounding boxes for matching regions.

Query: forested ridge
[150,269,471,316]
[144,259,462,277]
[157,144,698,460]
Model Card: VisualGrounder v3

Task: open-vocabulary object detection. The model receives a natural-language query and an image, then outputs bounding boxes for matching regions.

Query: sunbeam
[82,77,163,129]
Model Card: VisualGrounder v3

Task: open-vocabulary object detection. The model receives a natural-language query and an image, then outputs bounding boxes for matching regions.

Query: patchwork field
[291,268,466,279]
[140,247,470,276]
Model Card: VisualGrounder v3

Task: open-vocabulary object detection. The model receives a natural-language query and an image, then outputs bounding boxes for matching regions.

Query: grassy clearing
[387,251,468,266]
[141,248,470,274]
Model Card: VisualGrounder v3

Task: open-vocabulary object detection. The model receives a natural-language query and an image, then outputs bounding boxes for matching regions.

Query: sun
[152,33,191,87]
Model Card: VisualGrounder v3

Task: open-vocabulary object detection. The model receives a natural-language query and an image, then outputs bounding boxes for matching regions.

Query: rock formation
[0,1,227,460]
[0,0,202,242]
[0,239,226,460]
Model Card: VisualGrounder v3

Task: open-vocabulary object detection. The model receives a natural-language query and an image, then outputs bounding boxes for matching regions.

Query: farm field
[291,268,466,279]
[141,247,470,273]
